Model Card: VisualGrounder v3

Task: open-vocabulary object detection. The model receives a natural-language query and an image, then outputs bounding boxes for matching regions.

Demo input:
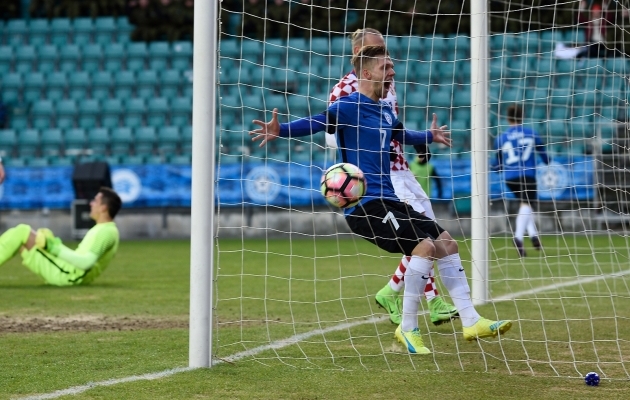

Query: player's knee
[412,239,435,258]
[14,224,32,242]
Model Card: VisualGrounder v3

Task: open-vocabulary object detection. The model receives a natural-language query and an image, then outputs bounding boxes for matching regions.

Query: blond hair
[351,45,389,75]
[349,28,383,49]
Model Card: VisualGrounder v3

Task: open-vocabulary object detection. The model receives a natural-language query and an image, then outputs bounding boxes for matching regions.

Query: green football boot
[428,296,459,326]
[375,284,402,325]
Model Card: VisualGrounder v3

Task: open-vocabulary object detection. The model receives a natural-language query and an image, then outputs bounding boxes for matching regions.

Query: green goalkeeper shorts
[21,247,84,286]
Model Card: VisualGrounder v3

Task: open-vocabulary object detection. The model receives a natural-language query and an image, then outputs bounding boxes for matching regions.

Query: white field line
[17,268,630,400]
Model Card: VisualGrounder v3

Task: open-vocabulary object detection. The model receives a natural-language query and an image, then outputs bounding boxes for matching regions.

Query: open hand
[249,109,281,147]
[429,113,451,148]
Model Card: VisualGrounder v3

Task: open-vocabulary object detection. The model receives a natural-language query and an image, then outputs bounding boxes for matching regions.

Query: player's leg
[523,177,542,250]
[432,231,513,340]
[20,246,79,286]
[390,171,457,325]
[346,200,433,353]
[0,224,32,266]
[506,179,528,257]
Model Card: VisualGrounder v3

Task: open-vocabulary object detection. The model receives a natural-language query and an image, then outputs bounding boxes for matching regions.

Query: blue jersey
[492,125,549,181]
[278,91,433,214]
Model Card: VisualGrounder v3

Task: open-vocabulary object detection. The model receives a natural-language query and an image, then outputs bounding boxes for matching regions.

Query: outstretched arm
[249,109,329,147]
[393,113,452,147]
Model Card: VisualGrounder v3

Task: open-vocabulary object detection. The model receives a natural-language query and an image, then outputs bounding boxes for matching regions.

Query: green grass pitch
[1,236,629,399]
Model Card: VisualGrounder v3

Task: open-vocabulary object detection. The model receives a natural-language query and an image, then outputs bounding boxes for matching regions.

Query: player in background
[328,28,458,327]
[250,45,512,354]
[492,104,550,257]
[0,187,122,286]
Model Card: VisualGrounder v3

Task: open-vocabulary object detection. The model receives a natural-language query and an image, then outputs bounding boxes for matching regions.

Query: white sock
[515,204,531,241]
[436,254,480,327]
[526,208,539,238]
[401,255,432,331]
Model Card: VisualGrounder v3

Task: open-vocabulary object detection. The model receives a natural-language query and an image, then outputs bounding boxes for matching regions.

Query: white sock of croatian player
[401,255,432,332]
[437,254,480,327]
[515,204,532,241]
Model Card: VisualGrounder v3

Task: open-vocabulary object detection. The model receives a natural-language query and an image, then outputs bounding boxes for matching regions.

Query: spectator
[289,0,315,39]
[268,0,290,39]
[578,0,614,58]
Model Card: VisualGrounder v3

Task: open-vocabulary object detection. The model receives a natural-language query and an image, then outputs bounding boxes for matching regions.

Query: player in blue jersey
[250,45,512,354]
[492,104,550,257]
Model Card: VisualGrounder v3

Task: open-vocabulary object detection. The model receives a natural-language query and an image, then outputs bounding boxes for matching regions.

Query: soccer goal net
[212,1,630,379]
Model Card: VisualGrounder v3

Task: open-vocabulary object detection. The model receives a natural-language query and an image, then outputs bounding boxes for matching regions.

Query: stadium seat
[399,36,423,56]
[103,42,125,72]
[31,100,55,130]
[0,46,12,75]
[170,97,192,127]
[37,44,58,74]
[452,86,471,108]
[171,41,192,71]
[18,129,40,158]
[0,129,17,156]
[119,154,144,165]
[28,157,49,167]
[146,97,170,128]
[28,19,50,47]
[169,154,191,165]
[15,45,36,74]
[6,19,28,47]
[539,30,564,54]
[9,115,29,131]
[148,41,170,67]
[115,17,134,43]
[67,71,90,101]
[23,72,45,103]
[56,99,78,129]
[110,127,134,155]
[59,44,81,73]
[506,55,532,79]
[94,17,117,45]
[549,87,572,106]
[549,105,570,120]
[134,127,157,155]
[524,104,547,122]
[81,43,103,73]
[126,42,148,72]
[87,127,110,155]
[114,70,136,99]
[159,69,181,98]
[49,156,74,166]
[122,98,146,128]
[50,18,72,46]
[72,17,95,45]
[78,98,100,129]
[137,70,158,100]
[101,98,123,129]
[64,128,87,156]
[41,128,63,157]
[157,126,180,155]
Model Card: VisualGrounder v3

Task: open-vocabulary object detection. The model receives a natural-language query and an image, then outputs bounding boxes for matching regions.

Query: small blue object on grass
[584,372,600,386]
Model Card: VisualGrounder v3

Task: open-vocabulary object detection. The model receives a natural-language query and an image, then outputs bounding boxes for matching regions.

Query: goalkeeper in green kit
[0,187,122,286]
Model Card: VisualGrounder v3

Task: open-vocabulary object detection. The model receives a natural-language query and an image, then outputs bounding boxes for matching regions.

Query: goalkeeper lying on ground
[0,187,122,286]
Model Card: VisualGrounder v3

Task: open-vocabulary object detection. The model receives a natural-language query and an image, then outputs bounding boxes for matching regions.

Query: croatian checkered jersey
[328,71,410,172]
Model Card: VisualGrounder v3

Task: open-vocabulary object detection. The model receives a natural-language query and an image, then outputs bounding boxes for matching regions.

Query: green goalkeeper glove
[35,228,62,256]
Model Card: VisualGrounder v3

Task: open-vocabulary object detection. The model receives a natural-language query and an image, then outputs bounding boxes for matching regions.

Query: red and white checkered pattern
[390,256,438,300]
[328,71,409,172]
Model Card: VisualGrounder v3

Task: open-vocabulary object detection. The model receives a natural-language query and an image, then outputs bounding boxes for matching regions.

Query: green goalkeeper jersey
[74,222,119,284]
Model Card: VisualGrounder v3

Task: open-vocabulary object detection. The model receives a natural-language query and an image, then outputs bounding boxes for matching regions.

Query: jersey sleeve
[85,226,118,258]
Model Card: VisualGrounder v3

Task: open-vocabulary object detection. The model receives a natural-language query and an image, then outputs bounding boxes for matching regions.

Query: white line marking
[17,268,630,400]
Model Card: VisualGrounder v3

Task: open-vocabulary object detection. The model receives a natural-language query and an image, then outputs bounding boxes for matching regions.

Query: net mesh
[214,0,630,379]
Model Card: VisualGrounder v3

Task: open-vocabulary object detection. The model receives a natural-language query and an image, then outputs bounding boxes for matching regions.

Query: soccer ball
[584,372,600,386]
[320,163,367,208]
